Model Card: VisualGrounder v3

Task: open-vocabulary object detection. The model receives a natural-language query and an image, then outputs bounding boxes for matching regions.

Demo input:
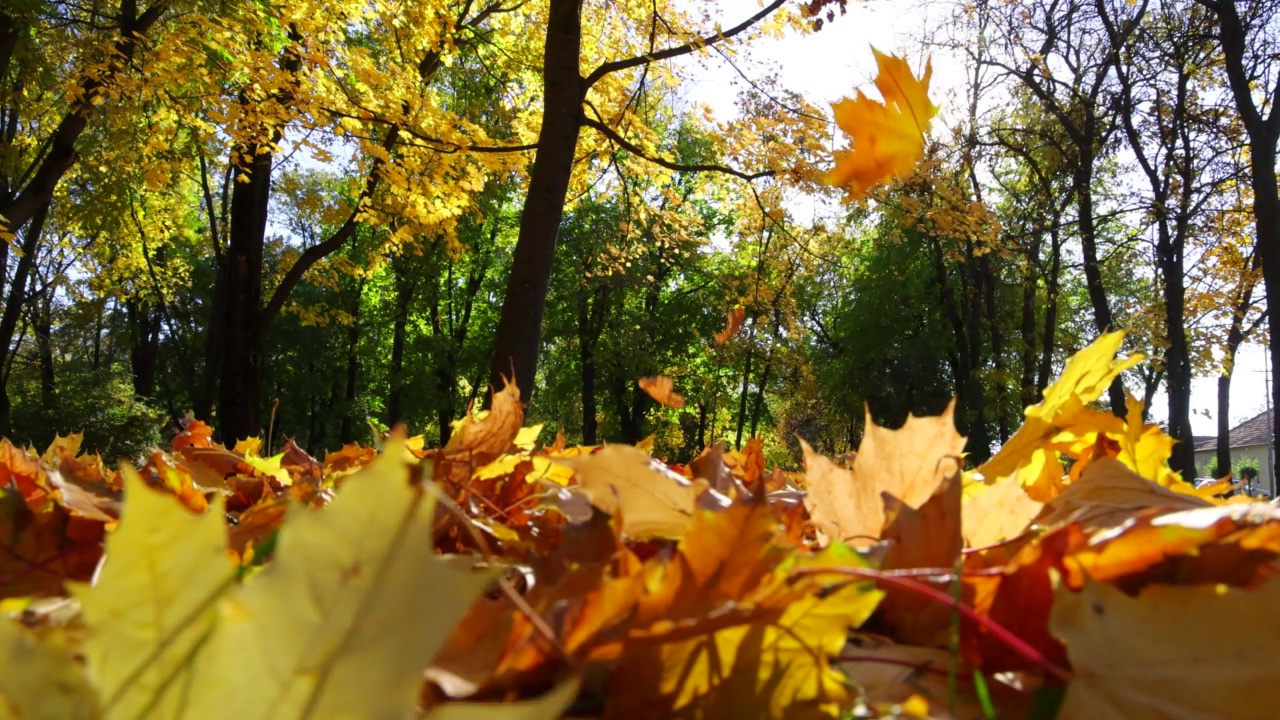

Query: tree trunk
[217,147,272,442]
[1074,163,1128,417]
[1037,228,1063,395]
[487,0,583,403]
[340,314,361,445]
[387,257,416,427]
[126,299,162,399]
[35,289,54,411]
[0,0,168,235]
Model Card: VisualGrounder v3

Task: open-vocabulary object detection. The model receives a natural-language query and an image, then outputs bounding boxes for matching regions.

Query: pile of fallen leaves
[1,331,1278,719]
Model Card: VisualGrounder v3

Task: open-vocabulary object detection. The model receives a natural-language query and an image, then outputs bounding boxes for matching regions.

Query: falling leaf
[802,402,965,546]
[1051,576,1280,719]
[185,439,493,719]
[72,467,234,720]
[638,376,686,409]
[827,47,938,199]
[568,445,708,540]
[715,306,746,345]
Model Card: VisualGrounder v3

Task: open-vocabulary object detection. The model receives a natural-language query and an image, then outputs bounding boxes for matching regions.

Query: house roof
[1194,408,1273,451]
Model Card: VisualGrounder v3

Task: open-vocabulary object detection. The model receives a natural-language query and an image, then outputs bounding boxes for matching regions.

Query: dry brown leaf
[1051,576,1280,719]
[839,639,1024,719]
[877,468,962,646]
[802,402,966,546]
[446,379,525,457]
[567,445,707,540]
[714,306,746,345]
[638,376,685,409]
[962,476,1043,549]
[1036,457,1211,532]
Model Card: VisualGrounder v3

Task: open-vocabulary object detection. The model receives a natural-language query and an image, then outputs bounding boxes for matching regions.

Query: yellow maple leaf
[1051,576,1280,718]
[827,47,938,200]
[72,467,234,719]
[185,440,492,719]
[979,332,1144,500]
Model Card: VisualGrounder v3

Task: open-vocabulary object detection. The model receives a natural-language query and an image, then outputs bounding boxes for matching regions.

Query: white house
[1192,408,1275,497]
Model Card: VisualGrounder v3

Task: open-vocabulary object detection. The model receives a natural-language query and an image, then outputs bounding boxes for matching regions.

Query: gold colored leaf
[446,379,524,457]
[72,467,234,720]
[568,445,706,540]
[827,48,937,200]
[802,402,965,546]
[963,475,1044,548]
[0,617,98,720]
[638,376,686,409]
[1051,576,1280,719]
[184,440,492,719]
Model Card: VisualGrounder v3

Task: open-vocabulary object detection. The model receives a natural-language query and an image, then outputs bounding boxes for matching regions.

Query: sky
[677,0,1271,438]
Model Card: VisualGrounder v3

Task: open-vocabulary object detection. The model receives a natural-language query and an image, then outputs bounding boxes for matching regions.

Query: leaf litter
[0,331,1277,719]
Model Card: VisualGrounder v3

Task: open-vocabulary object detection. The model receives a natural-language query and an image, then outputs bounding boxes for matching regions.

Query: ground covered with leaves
[1,331,1277,719]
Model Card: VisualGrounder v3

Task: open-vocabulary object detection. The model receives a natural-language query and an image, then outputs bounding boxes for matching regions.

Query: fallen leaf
[0,616,98,719]
[980,332,1144,499]
[423,678,581,720]
[1035,457,1211,532]
[185,439,492,719]
[802,402,966,546]
[72,467,233,720]
[963,475,1043,548]
[639,377,686,409]
[0,492,103,599]
[607,542,882,720]
[568,445,707,540]
[446,379,525,458]
[1051,576,1280,719]
[877,468,962,646]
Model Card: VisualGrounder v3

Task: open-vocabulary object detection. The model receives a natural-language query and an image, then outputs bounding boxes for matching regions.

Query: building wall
[1192,444,1276,497]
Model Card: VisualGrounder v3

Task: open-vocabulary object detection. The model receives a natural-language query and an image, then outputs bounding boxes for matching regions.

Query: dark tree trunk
[195,255,226,422]
[735,338,754,450]
[340,314,361,446]
[35,289,54,410]
[1018,229,1043,409]
[387,257,416,427]
[1193,0,1280,485]
[217,146,272,442]
[0,200,48,372]
[487,0,583,403]
[1037,227,1063,395]
[126,299,161,399]
[1074,163,1128,417]
[577,284,602,445]
[749,357,772,438]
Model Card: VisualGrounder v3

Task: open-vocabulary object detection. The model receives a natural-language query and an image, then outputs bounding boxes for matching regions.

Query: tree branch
[259,126,400,328]
[582,116,772,181]
[582,0,787,91]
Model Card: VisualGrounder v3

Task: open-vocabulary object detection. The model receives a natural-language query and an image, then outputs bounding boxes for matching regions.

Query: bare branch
[583,0,787,91]
[582,116,773,181]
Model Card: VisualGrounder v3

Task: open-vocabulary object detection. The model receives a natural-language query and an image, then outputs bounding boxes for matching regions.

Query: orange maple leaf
[827,47,938,200]
[638,376,686,409]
